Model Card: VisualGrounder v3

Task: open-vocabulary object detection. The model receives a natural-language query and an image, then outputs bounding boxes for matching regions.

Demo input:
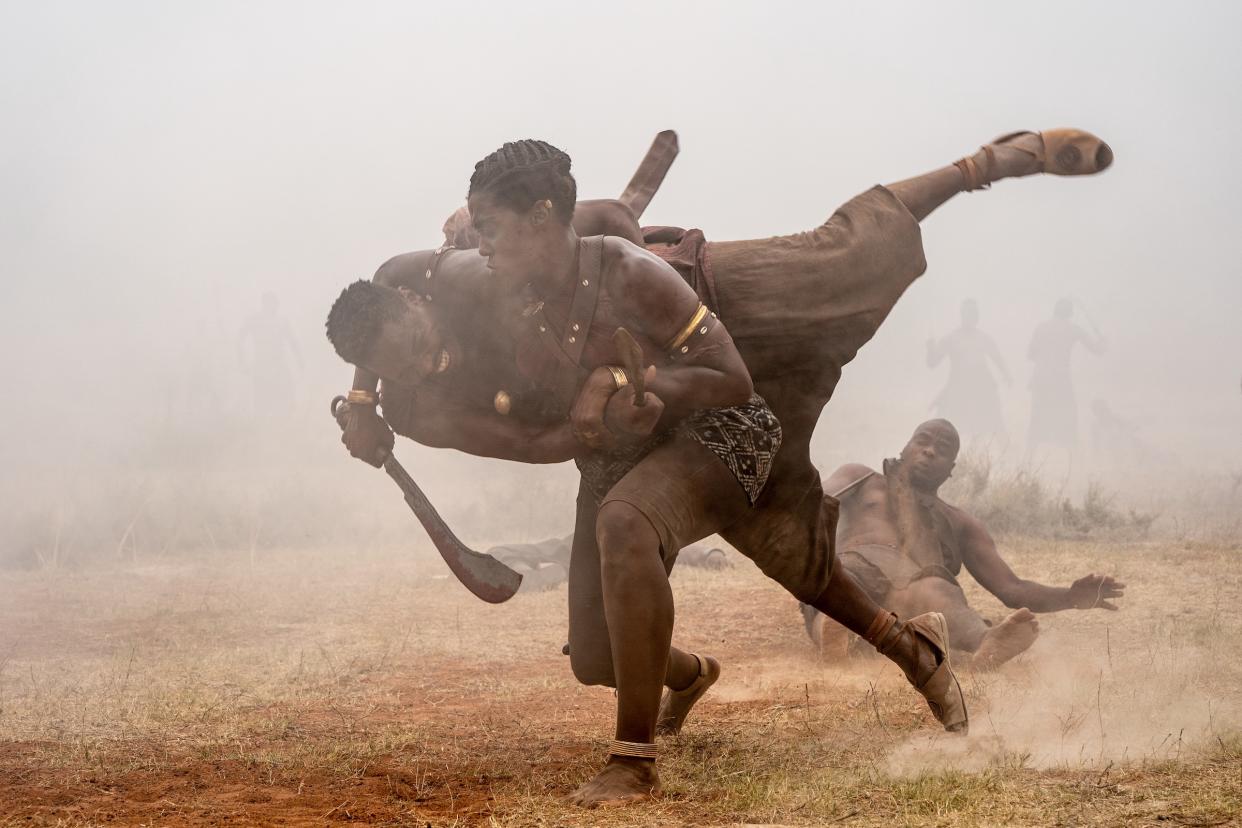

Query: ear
[529,199,553,227]
[395,285,424,307]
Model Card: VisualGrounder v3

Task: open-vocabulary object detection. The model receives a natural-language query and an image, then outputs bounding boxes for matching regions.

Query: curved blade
[384,456,523,603]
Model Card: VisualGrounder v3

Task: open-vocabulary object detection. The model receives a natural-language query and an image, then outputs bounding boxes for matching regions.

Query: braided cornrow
[468,139,577,223]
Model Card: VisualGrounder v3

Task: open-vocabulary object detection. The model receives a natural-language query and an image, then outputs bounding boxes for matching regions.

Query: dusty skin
[1,535,1239,827]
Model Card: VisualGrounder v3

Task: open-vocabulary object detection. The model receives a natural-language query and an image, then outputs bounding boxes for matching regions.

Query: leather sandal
[655,653,720,736]
[872,611,969,734]
[956,128,1114,191]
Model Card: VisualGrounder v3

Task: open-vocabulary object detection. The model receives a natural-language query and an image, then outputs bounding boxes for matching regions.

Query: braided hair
[468,139,577,223]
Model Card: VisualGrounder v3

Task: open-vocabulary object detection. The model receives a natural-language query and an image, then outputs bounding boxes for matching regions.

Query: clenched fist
[337,401,394,467]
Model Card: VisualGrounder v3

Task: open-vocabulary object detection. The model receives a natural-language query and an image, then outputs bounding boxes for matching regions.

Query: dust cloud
[887,627,1237,774]
[1,3,1240,566]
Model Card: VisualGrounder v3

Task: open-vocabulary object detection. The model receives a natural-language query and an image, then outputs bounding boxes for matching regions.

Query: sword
[618,130,679,220]
[331,397,522,603]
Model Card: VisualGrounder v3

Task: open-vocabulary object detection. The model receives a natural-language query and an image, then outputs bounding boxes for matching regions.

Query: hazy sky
[2,1,1240,524]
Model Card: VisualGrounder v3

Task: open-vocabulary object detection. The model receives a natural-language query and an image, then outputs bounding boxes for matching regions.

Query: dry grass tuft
[1,536,1239,826]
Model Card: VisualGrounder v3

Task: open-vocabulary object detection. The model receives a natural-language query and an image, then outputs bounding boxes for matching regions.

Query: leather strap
[417,244,453,299]
[561,235,604,367]
[864,610,899,649]
[525,236,606,414]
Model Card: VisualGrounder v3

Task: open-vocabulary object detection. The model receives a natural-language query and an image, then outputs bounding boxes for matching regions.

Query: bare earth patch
[1,538,1239,826]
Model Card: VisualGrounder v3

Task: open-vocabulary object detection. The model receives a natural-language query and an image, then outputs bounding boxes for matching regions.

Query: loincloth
[838,543,960,604]
[576,393,782,507]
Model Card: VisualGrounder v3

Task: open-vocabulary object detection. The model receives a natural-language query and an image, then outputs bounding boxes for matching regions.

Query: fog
[2,0,1240,566]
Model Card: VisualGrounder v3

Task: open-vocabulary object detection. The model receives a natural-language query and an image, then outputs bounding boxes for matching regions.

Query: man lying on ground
[801,419,1126,668]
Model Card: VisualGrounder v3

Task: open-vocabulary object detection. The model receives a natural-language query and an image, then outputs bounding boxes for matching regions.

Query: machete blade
[331,395,522,603]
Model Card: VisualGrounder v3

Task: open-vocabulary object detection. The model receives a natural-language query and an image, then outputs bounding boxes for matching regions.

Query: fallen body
[801,419,1126,668]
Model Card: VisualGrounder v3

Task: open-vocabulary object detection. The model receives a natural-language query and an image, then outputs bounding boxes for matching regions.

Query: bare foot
[565,757,660,808]
[656,655,720,736]
[973,608,1040,670]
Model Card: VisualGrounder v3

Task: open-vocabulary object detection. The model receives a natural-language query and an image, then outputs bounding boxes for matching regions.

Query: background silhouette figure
[1027,297,1106,453]
[926,298,1010,440]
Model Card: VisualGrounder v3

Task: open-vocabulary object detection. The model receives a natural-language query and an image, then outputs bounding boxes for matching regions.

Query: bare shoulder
[824,463,879,499]
[574,199,642,244]
[374,251,430,289]
[601,236,699,319]
[941,499,987,539]
[832,462,877,481]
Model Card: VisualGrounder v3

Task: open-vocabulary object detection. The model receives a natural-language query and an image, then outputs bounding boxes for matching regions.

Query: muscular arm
[608,240,753,420]
[958,513,1072,611]
[404,403,578,464]
[959,512,1122,612]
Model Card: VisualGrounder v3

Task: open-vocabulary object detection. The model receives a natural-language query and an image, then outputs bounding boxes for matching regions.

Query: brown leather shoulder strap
[527,236,605,371]
[561,236,604,367]
[416,244,453,300]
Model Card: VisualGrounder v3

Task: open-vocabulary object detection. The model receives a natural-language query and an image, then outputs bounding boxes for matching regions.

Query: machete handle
[330,395,390,466]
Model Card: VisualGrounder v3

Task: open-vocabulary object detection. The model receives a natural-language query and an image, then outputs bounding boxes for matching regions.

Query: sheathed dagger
[331,396,522,603]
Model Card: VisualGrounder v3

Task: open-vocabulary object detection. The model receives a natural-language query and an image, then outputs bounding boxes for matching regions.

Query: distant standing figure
[1026,298,1105,451]
[926,299,1010,438]
[238,292,303,415]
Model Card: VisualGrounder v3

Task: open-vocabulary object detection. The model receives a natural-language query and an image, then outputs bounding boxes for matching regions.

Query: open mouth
[435,349,451,374]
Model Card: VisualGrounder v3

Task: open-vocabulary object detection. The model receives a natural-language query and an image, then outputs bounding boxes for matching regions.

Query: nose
[478,239,493,258]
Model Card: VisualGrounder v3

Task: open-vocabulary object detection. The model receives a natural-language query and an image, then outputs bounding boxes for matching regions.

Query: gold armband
[347,389,378,406]
[665,303,711,355]
[606,366,629,389]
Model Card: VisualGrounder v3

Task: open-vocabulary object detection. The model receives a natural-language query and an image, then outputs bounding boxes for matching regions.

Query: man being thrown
[327,128,1113,805]
[802,419,1126,668]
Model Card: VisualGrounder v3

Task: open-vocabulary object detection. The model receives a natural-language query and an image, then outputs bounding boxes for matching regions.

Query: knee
[897,577,966,616]
[568,648,615,688]
[595,501,659,568]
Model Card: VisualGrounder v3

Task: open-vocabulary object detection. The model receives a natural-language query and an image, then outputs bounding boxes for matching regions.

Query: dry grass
[1,536,1239,826]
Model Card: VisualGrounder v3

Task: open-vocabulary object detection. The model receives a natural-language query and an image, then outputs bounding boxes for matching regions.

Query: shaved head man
[805,419,1125,668]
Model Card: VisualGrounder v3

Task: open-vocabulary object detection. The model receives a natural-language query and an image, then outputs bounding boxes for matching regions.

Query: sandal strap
[609,739,657,759]
[863,610,899,648]
[672,652,711,696]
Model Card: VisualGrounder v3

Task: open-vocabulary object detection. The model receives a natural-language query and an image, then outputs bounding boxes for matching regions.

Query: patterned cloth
[576,393,782,506]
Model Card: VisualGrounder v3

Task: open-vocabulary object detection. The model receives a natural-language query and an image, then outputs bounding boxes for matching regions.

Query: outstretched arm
[960,512,1125,612]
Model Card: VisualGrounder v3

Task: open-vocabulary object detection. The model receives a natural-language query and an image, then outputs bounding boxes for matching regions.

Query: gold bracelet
[347,389,378,406]
[606,366,629,389]
[665,303,710,353]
